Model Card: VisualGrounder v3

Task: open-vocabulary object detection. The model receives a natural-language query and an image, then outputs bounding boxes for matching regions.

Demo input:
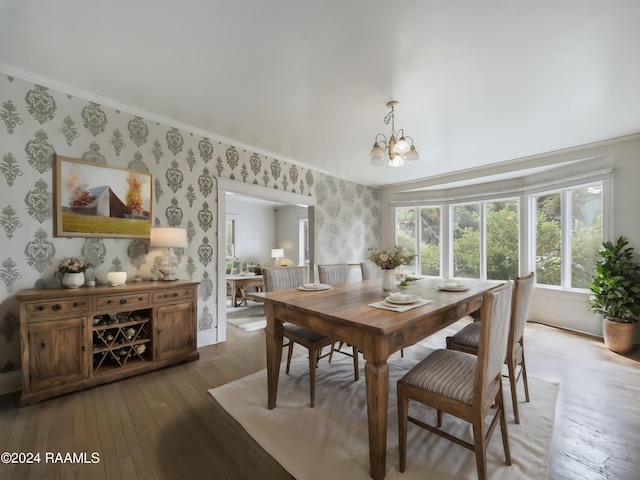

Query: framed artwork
[54,156,153,238]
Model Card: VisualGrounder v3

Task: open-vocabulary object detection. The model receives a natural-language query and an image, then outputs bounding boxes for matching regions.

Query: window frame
[393,179,608,291]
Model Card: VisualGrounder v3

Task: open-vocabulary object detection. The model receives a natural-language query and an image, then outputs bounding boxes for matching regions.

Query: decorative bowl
[107,271,127,286]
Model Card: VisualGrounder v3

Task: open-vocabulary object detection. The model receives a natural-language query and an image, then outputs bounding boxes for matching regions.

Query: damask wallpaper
[0,73,381,386]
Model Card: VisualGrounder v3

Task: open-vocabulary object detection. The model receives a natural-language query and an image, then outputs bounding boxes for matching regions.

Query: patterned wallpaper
[0,73,380,380]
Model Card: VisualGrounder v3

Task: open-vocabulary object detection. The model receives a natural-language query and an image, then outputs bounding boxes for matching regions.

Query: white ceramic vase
[62,272,85,289]
[381,269,396,291]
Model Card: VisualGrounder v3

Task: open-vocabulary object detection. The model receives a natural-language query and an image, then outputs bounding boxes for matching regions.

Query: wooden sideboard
[17,280,200,406]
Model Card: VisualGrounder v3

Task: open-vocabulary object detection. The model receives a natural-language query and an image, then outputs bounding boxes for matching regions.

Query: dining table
[247,277,502,480]
[226,274,264,307]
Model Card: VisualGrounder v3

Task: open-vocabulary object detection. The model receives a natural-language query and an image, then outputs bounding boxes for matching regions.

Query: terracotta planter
[602,317,636,354]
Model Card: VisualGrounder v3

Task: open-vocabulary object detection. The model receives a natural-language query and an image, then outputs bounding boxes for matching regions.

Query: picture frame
[54,156,153,238]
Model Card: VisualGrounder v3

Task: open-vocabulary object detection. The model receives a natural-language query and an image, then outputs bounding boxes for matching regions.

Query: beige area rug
[209,346,558,480]
[226,301,267,332]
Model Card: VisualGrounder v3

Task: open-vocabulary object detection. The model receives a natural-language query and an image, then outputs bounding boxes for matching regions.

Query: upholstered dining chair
[317,263,349,285]
[360,260,382,280]
[262,266,349,407]
[317,263,359,381]
[445,272,534,424]
[397,281,514,480]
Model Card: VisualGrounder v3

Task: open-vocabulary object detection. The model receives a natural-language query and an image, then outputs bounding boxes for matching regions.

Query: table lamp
[150,227,188,280]
[271,248,284,266]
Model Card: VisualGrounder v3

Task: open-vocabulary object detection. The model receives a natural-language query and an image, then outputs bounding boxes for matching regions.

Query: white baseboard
[0,371,22,395]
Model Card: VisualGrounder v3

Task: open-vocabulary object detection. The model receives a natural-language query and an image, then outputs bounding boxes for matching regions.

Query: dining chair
[397,281,514,480]
[445,272,534,424]
[317,263,359,381]
[360,260,382,280]
[262,266,350,407]
[317,263,349,285]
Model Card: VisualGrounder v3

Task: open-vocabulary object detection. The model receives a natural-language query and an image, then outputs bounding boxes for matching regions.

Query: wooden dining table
[247,277,501,480]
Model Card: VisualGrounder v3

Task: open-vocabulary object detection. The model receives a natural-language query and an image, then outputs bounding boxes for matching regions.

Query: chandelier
[370,101,419,167]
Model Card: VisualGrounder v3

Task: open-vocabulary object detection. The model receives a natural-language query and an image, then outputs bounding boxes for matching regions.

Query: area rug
[209,349,558,480]
[226,301,266,332]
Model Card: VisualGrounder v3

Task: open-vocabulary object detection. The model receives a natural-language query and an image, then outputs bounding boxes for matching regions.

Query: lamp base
[160,273,178,281]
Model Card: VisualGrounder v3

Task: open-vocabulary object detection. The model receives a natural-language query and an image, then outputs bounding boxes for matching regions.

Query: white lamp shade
[403,145,419,161]
[392,137,411,154]
[150,227,188,248]
[388,156,405,168]
[271,249,284,258]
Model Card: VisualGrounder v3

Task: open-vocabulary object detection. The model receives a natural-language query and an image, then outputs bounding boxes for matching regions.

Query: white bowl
[107,271,127,286]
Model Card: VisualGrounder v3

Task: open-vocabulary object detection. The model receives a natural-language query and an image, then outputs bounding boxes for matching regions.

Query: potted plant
[588,236,640,353]
[368,245,415,291]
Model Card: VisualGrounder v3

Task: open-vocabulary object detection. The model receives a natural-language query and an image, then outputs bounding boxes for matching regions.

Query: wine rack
[92,311,151,373]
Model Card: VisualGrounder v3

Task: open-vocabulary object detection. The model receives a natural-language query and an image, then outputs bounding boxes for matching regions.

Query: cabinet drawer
[26,298,89,319]
[95,292,149,311]
[152,287,195,304]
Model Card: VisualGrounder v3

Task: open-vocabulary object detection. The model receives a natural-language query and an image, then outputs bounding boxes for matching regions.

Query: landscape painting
[55,156,153,238]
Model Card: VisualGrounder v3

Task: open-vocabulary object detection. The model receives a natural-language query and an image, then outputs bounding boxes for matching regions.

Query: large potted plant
[588,236,640,353]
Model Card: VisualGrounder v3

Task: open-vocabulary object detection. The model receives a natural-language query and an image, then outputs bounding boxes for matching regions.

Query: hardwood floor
[1,320,638,479]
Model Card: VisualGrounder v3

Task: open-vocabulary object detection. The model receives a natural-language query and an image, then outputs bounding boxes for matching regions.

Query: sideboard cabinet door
[155,301,196,360]
[28,317,88,392]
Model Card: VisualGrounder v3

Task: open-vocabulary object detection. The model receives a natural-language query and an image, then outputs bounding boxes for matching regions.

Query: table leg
[365,359,389,480]
[265,304,283,409]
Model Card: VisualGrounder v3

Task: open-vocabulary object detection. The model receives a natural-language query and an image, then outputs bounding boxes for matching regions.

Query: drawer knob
[52,304,62,311]
[120,299,127,304]
[37,305,44,311]
[40,341,46,348]
[172,292,178,297]
[73,302,78,307]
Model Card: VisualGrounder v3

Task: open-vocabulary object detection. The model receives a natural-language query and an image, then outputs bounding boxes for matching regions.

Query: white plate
[385,294,420,305]
[437,284,470,292]
[298,283,330,291]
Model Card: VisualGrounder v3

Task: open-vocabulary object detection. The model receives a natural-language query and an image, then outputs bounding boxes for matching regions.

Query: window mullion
[561,189,572,288]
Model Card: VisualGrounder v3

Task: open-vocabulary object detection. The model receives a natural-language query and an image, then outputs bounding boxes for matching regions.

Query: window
[534,182,603,289]
[452,203,480,278]
[394,177,605,290]
[299,218,309,267]
[486,200,519,281]
[396,207,441,276]
[396,199,519,281]
[225,219,235,259]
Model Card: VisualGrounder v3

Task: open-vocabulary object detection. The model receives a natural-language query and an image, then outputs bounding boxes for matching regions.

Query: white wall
[275,205,307,265]
[226,200,276,267]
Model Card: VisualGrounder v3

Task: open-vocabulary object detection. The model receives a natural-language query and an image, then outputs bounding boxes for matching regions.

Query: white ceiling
[2,1,640,188]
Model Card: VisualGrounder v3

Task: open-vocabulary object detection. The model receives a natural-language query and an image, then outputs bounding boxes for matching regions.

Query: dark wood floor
[1,319,638,480]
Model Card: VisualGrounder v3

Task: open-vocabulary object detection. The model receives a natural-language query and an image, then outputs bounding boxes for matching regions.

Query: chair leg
[507,359,520,424]
[472,414,488,480]
[497,383,512,465]
[351,345,359,381]
[397,384,408,473]
[286,340,294,374]
[309,345,316,408]
[521,355,530,402]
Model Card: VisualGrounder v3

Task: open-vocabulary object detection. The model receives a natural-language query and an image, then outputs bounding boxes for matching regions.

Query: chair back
[510,272,534,347]
[262,266,308,292]
[476,281,513,399]
[360,261,381,280]
[317,263,349,285]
